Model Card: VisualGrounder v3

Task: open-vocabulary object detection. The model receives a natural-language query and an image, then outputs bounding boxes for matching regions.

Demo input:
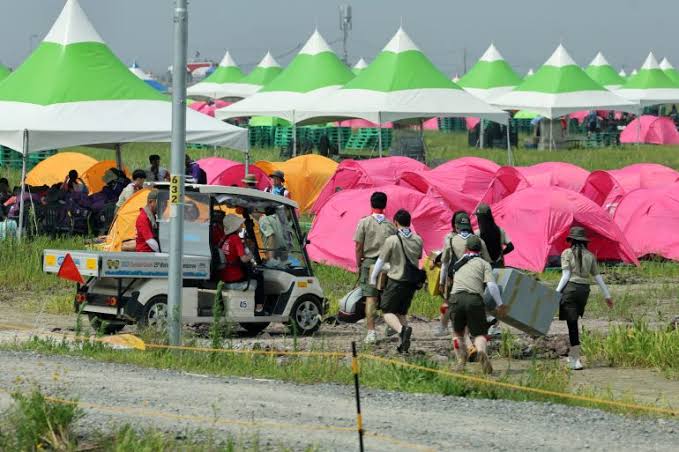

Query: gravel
[0,351,677,451]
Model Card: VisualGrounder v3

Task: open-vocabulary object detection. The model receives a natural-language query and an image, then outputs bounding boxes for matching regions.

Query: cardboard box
[484,268,561,336]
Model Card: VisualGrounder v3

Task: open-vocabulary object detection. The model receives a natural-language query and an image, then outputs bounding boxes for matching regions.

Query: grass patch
[582,322,679,377]
[2,336,671,418]
[0,388,81,451]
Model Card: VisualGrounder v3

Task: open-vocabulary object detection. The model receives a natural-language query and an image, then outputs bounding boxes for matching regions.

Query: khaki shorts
[359,258,379,298]
[452,292,488,337]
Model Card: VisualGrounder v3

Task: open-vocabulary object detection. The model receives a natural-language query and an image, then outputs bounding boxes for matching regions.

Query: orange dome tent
[255,155,338,212]
[81,160,129,193]
[103,188,150,251]
[26,152,97,188]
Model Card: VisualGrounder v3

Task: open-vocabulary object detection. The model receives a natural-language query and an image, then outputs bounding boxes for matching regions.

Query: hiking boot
[467,345,478,362]
[397,326,413,353]
[364,330,377,344]
[478,351,493,375]
[384,325,398,337]
[487,324,502,337]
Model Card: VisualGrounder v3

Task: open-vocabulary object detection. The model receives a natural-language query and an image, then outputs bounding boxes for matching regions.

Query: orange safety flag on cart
[57,253,84,284]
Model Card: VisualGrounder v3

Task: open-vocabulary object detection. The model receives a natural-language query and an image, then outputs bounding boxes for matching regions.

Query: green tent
[249,116,290,127]
[239,51,283,87]
[0,63,10,81]
[660,57,679,84]
[187,51,248,99]
[585,52,626,89]
[458,44,522,101]
[493,45,635,118]
[617,53,679,106]
[217,29,354,123]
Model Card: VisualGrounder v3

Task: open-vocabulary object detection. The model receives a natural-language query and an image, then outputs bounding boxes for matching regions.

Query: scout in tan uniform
[555,227,614,370]
[450,235,505,374]
[370,209,424,353]
[354,192,397,344]
[435,212,491,336]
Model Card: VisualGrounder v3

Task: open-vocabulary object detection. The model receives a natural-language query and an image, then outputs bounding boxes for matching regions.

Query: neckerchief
[398,227,412,238]
[143,206,157,230]
[458,231,472,239]
[371,212,385,224]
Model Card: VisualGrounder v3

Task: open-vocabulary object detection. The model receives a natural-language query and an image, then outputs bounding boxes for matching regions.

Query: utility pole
[168,0,188,346]
[339,5,352,65]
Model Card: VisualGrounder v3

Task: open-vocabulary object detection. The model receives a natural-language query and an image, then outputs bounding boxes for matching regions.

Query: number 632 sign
[170,175,180,204]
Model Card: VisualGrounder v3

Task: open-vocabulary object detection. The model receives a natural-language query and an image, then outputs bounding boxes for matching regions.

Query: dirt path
[0,351,677,452]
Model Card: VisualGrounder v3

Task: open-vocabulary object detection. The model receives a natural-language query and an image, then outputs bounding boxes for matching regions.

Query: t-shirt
[353,215,397,259]
[451,257,494,296]
[441,232,491,265]
[116,183,141,210]
[265,185,290,198]
[378,232,424,281]
[220,233,246,282]
[561,247,599,285]
[259,214,286,252]
[147,166,169,182]
[135,207,157,252]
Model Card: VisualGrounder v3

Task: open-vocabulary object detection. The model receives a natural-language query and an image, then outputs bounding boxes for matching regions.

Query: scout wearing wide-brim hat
[223,214,245,236]
[567,226,589,242]
[269,170,285,182]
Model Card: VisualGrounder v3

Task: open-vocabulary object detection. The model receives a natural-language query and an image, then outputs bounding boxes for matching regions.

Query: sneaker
[433,324,449,337]
[477,351,493,375]
[384,325,398,337]
[364,330,377,344]
[397,326,413,353]
[487,324,502,337]
[569,358,584,371]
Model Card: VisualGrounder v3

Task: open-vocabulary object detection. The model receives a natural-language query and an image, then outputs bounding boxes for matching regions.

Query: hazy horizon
[0,0,672,78]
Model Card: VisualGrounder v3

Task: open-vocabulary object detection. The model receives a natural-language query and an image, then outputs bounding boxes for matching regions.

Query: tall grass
[582,322,679,376]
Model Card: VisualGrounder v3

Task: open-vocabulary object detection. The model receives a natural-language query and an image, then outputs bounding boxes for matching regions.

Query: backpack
[398,236,426,289]
[446,237,459,279]
[337,287,365,323]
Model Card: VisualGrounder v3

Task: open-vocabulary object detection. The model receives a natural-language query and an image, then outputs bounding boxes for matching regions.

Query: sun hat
[475,203,492,216]
[223,214,245,235]
[269,170,285,182]
[567,226,589,242]
[147,189,159,201]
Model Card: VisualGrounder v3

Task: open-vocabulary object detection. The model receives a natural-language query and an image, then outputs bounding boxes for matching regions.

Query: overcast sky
[0,0,673,77]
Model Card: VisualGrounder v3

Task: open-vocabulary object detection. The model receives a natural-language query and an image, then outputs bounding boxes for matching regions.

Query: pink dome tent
[312,157,429,214]
[337,119,393,128]
[480,162,589,205]
[197,157,270,189]
[581,163,679,215]
[422,118,439,130]
[491,187,638,272]
[398,157,500,212]
[308,185,452,271]
[614,183,679,261]
[620,116,679,145]
[189,100,232,117]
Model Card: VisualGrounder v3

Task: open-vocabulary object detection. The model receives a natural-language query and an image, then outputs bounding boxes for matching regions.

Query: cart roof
[149,183,299,209]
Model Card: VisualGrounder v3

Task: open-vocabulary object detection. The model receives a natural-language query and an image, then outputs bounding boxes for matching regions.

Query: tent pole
[480,119,484,149]
[506,120,513,166]
[337,122,343,155]
[378,112,383,158]
[292,111,297,158]
[114,143,122,170]
[17,130,29,240]
[636,107,642,149]
[244,131,250,176]
[168,0,189,347]
[549,119,553,151]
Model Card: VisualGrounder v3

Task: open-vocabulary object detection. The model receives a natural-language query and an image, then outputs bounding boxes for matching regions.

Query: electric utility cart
[43,185,326,336]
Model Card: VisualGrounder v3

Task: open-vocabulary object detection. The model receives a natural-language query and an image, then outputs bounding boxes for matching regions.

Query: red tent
[481,162,589,205]
[308,185,451,271]
[581,163,679,215]
[197,157,270,189]
[620,115,679,145]
[189,100,232,118]
[491,187,638,272]
[398,157,500,212]
[312,157,429,214]
[614,183,679,261]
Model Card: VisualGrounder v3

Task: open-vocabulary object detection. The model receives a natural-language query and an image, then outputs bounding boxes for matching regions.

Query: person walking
[370,209,423,353]
[450,235,505,374]
[555,227,614,370]
[354,192,396,344]
[436,212,491,336]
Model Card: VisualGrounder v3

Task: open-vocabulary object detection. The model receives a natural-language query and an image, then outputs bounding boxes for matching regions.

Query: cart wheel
[239,322,270,337]
[87,314,125,335]
[139,296,168,329]
[287,295,322,336]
